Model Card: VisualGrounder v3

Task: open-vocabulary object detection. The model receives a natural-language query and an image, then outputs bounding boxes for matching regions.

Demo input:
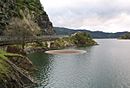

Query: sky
[40,0,130,32]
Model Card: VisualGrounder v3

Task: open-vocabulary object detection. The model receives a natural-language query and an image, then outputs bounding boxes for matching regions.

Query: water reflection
[28,53,54,86]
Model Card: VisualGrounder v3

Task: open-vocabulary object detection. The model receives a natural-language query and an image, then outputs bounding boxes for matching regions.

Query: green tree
[71,32,96,46]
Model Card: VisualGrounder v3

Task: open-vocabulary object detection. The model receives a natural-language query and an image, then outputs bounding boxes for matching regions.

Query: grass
[0,51,10,77]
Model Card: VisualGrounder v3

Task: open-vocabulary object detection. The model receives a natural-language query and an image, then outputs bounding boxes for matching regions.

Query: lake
[28,39,130,88]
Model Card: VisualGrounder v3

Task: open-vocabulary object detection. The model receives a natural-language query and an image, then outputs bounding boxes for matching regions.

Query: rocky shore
[0,49,36,88]
[22,32,97,55]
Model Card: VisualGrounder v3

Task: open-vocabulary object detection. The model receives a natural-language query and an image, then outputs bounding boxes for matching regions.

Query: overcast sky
[40,0,130,32]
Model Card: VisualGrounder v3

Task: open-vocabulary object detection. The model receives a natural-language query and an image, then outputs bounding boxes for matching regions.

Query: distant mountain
[54,27,128,38]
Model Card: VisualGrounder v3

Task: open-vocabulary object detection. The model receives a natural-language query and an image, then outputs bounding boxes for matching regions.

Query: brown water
[28,39,130,88]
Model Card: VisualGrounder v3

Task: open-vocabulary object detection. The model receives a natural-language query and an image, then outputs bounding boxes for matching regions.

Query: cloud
[40,0,130,32]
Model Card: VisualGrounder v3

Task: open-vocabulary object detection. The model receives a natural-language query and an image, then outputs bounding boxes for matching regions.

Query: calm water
[28,39,130,88]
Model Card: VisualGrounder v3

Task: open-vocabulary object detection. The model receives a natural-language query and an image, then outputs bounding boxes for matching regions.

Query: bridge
[0,35,68,46]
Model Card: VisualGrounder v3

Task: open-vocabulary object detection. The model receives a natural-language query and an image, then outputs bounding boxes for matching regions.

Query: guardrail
[0,35,69,45]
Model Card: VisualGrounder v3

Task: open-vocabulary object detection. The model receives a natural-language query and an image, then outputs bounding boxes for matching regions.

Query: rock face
[0,0,55,35]
[37,13,54,35]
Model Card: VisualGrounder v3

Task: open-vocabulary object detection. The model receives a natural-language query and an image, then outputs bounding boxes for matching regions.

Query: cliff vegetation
[0,0,55,35]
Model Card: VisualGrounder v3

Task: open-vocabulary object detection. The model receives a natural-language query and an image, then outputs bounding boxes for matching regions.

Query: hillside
[54,27,128,38]
[0,0,55,35]
[119,32,130,39]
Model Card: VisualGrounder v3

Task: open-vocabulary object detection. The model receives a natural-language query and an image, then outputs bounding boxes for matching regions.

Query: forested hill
[54,27,128,38]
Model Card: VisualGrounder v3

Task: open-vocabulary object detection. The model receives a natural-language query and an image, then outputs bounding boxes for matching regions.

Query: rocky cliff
[0,0,55,35]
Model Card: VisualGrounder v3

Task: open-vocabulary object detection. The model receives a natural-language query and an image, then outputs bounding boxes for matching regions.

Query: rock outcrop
[0,0,55,35]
